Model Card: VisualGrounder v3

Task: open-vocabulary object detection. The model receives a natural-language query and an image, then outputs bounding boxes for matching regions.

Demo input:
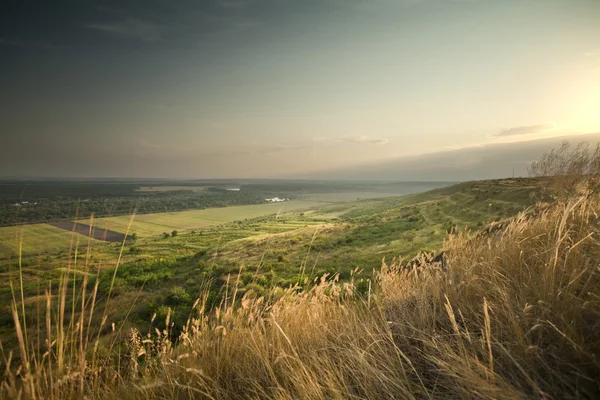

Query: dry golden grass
[2,196,599,399]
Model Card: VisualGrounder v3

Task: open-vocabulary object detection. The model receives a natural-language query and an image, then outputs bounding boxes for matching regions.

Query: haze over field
[1,0,599,179]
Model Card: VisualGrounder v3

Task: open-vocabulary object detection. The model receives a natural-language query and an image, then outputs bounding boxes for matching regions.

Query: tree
[163,232,170,239]
[171,230,178,237]
[529,141,600,199]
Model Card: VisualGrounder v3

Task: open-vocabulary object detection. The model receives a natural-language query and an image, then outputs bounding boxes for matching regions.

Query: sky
[1,0,599,179]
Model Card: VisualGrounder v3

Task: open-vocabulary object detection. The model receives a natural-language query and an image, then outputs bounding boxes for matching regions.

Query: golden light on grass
[1,190,598,398]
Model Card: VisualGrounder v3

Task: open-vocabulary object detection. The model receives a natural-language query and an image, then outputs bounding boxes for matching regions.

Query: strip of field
[136,185,208,192]
[296,192,399,202]
[0,223,101,259]
[87,201,325,237]
[48,221,129,242]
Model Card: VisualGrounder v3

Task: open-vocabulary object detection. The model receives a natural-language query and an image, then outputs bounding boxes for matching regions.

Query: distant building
[226,188,240,191]
[265,197,288,202]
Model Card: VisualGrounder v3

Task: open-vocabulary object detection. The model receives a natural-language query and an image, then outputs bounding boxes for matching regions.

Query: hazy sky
[1,0,599,179]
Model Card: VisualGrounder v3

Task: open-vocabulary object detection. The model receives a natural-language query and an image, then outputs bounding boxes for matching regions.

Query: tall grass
[2,196,599,399]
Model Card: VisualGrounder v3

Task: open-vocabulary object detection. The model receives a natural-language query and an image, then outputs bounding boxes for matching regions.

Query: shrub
[530,140,600,199]
[165,286,191,307]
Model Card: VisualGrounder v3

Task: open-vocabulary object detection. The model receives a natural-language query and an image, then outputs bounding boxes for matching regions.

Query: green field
[87,200,326,237]
[136,185,208,192]
[296,192,400,202]
[0,223,100,259]
[0,201,326,259]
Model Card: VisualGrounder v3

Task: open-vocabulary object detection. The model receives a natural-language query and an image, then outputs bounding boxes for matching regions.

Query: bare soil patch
[49,221,130,242]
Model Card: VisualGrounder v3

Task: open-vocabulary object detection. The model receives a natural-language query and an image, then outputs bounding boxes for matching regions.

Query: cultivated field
[296,192,400,202]
[0,223,100,259]
[87,200,325,237]
[0,201,325,259]
[49,221,129,242]
[136,185,208,192]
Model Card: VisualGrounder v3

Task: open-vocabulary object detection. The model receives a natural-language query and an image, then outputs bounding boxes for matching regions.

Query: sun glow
[567,76,600,133]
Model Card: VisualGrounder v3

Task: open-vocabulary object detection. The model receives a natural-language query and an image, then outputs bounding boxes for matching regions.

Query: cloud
[306,131,600,181]
[313,135,389,145]
[84,19,163,42]
[342,135,389,144]
[495,124,553,137]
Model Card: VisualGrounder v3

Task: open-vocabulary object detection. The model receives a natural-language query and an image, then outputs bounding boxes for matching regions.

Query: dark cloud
[495,124,552,137]
[305,132,600,181]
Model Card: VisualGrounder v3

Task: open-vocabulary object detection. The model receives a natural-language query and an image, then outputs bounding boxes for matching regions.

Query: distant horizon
[0,176,461,184]
[2,130,599,181]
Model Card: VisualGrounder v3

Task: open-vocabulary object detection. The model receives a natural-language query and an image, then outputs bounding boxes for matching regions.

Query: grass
[0,224,101,259]
[85,200,326,238]
[0,179,537,352]
[296,192,401,202]
[0,201,326,259]
[2,185,599,398]
[135,186,209,192]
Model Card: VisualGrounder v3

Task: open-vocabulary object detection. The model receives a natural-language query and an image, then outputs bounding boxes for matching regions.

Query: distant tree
[171,230,178,237]
[529,141,600,199]
[163,232,170,239]
[131,233,137,241]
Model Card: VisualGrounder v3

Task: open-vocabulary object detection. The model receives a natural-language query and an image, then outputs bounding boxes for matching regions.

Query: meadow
[0,179,537,349]
[86,200,325,238]
[0,223,101,259]
[2,174,599,399]
[0,200,326,259]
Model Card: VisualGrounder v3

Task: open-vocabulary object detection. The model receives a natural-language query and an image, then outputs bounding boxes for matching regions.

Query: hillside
[2,177,599,398]
[0,179,538,347]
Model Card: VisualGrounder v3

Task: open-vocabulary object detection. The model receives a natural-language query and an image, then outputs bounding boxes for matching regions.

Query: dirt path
[49,221,130,243]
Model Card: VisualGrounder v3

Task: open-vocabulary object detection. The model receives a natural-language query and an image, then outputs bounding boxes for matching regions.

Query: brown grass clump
[2,196,600,399]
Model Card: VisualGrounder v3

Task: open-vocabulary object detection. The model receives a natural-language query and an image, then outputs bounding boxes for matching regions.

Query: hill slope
[3,179,600,399]
[0,178,538,345]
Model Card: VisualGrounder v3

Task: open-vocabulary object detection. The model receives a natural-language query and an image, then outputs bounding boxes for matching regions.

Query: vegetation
[0,179,536,353]
[2,146,600,398]
[0,180,450,226]
[1,183,599,398]
[0,201,323,258]
[530,140,600,199]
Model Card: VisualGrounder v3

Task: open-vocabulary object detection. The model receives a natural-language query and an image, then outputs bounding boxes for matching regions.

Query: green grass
[4,185,599,399]
[0,179,539,363]
[296,192,400,202]
[86,200,326,238]
[0,223,101,259]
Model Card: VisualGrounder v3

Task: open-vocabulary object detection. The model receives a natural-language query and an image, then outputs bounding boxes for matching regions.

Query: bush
[530,140,600,199]
[165,286,191,307]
